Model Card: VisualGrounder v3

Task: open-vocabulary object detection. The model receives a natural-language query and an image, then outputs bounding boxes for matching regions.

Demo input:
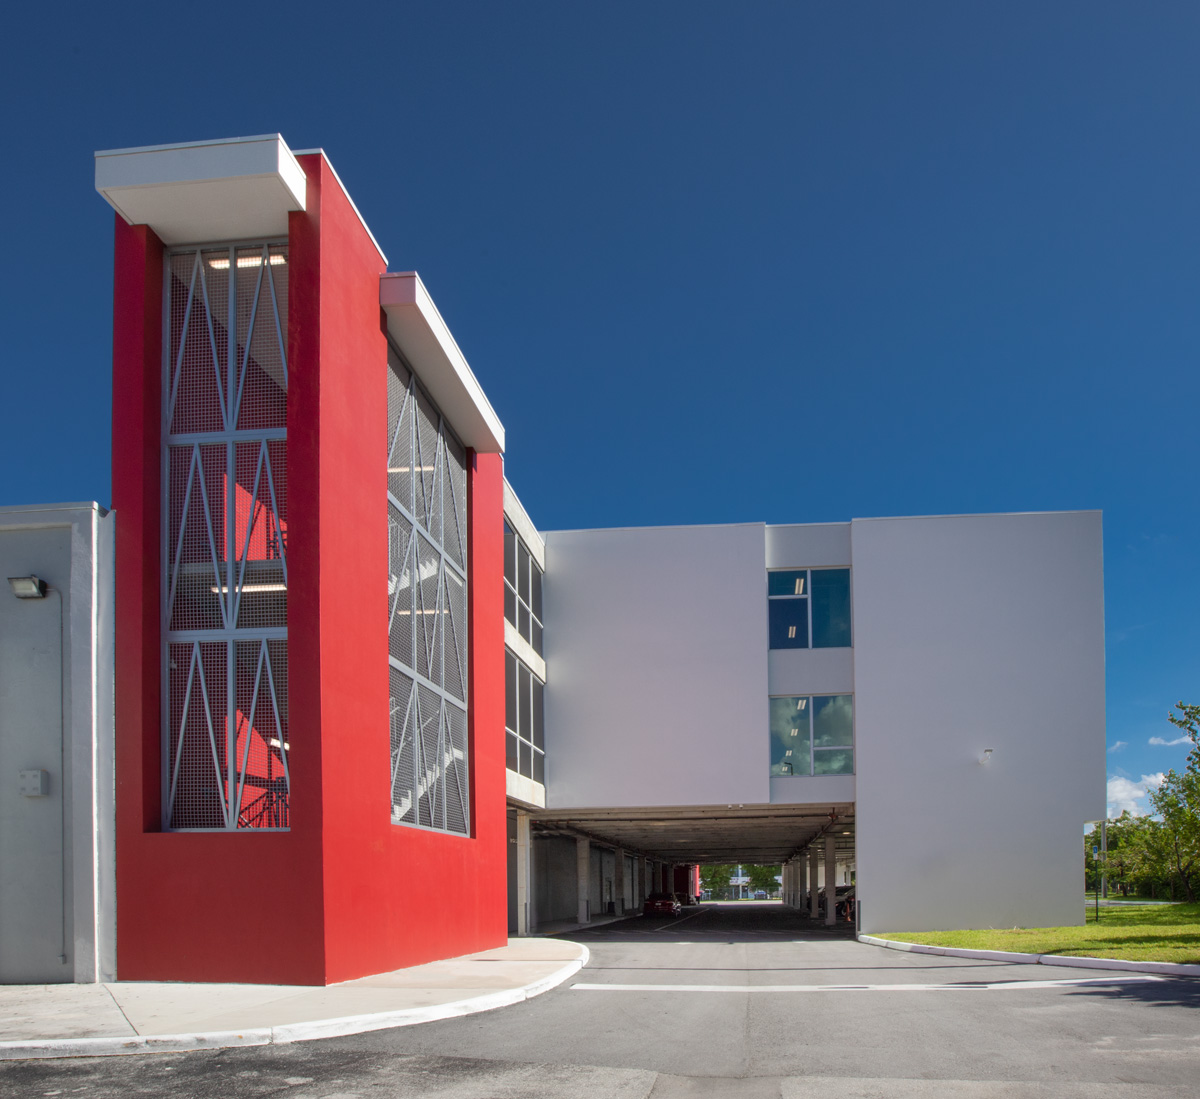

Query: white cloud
[1107,773,1165,817]
[1108,741,1128,753]
[1148,735,1192,747]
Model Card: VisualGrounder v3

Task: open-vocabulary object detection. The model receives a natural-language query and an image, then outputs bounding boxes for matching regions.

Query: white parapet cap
[381,272,505,454]
[94,134,306,245]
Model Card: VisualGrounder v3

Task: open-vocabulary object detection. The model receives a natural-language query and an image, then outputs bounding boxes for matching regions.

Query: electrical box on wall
[19,769,51,797]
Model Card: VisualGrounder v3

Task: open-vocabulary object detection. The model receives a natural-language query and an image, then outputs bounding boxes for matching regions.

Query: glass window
[502,522,544,656]
[532,679,544,750]
[517,542,531,603]
[518,663,531,739]
[812,694,854,747]
[770,696,810,777]
[769,599,809,648]
[505,651,518,732]
[811,569,851,648]
[504,524,516,587]
[531,566,543,620]
[768,567,851,649]
[505,649,545,785]
[768,570,807,597]
[813,749,854,775]
[771,694,853,776]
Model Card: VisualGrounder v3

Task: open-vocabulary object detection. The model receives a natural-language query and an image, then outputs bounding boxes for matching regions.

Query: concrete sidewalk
[0,937,587,1060]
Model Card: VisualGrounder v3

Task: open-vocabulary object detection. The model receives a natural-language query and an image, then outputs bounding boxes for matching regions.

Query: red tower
[99,136,507,984]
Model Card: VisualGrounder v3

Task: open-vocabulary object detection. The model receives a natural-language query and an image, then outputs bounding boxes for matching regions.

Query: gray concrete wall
[851,511,1105,933]
[542,523,769,808]
[0,503,114,983]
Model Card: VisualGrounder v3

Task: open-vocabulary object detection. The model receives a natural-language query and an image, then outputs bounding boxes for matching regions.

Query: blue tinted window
[811,569,851,648]
[770,696,810,777]
[812,694,854,747]
[768,570,807,597]
[813,749,854,775]
[769,598,808,648]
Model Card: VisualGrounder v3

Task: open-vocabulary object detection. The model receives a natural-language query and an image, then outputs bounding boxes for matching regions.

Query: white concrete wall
[542,523,769,808]
[0,503,115,983]
[851,511,1105,934]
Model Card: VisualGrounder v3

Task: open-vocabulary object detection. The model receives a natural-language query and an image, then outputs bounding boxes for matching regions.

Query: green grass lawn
[877,902,1200,965]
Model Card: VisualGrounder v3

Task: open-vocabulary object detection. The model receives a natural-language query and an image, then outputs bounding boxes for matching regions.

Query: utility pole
[1101,819,1108,899]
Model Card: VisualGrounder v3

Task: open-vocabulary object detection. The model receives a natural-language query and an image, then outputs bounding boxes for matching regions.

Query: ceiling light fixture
[208,254,287,270]
[980,748,994,765]
[210,582,287,594]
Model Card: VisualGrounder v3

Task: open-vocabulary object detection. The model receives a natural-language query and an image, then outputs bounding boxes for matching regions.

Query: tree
[746,864,782,896]
[700,864,734,898]
[1089,702,1200,901]
[1147,702,1200,902]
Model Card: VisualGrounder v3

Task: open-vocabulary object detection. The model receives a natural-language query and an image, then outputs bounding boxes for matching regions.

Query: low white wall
[542,524,769,808]
[0,503,114,983]
[851,511,1105,934]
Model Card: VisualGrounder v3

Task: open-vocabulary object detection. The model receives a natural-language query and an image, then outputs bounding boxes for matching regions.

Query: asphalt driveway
[3,902,1197,1097]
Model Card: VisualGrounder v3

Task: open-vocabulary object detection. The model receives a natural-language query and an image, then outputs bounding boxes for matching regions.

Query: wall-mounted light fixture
[980,748,994,765]
[8,575,47,599]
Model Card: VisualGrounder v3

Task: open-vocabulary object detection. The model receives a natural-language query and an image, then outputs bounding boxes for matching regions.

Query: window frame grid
[503,522,544,655]
[767,567,852,651]
[769,693,855,777]
[504,648,545,785]
[386,343,471,836]
[160,240,290,832]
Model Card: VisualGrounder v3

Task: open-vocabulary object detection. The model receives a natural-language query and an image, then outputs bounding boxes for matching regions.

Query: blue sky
[2,2,1196,811]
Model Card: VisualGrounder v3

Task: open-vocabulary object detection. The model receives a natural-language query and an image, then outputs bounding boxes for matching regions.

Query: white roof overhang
[94,134,306,245]
[381,272,505,454]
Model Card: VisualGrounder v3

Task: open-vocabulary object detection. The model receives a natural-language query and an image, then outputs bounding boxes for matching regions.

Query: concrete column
[808,846,819,919]
[639,857,649,903]
[515,811,532,935]
[824,833,837,926]
[576,837,591,925]
[614,848,626,915]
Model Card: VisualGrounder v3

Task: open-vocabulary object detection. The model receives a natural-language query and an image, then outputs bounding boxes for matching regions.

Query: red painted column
[111,218,163,862]
[294,154,507,983]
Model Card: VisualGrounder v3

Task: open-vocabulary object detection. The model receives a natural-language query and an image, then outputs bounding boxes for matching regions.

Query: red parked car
[643,891,682,917]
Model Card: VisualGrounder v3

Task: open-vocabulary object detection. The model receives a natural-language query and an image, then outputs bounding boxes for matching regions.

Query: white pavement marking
[571,975,1164,993]
[648,910,706,933]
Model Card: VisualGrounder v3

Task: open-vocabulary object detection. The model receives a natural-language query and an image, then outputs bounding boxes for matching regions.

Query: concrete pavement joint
[858,933,1200,978]
[0,944,589,1061]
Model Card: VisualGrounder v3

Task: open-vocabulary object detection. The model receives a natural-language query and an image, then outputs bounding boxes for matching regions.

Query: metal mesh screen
[389,666,416,824]
[386,347,469,835]
[164,244,289,831]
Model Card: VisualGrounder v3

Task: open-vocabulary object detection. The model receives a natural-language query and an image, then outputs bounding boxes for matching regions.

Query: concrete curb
[0,944,589,1061]
[858,934,1200,978]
